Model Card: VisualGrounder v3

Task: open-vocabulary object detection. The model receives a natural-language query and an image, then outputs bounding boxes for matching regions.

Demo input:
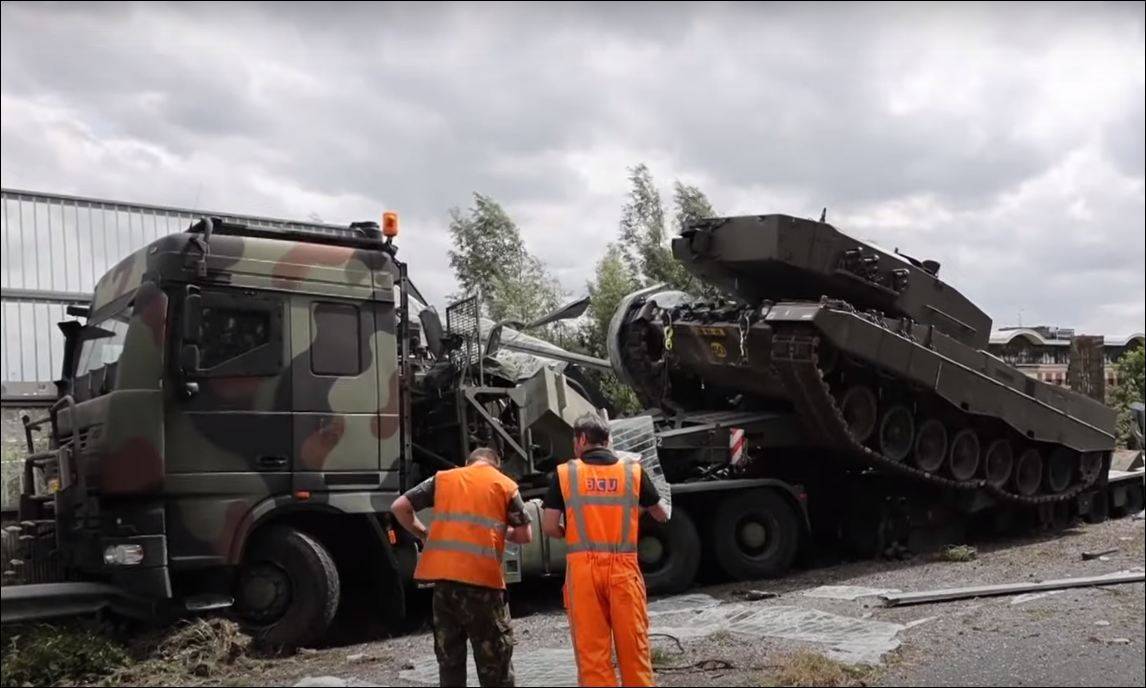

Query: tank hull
[610,215,1117,504]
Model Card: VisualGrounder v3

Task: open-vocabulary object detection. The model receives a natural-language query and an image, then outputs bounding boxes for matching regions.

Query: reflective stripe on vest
[562,458,640,555]
[422,539,502,561]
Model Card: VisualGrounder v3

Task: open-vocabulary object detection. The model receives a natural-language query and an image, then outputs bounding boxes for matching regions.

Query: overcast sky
[2,2,1143,336]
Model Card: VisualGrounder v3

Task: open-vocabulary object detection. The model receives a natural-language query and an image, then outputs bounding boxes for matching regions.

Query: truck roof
[90,220,399,317]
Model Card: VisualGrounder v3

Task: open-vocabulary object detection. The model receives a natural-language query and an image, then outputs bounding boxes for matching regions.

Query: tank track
[771,327,1101,507]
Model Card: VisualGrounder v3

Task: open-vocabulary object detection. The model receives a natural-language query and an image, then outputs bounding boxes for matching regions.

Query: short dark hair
[573,413,610,446]
[468,447,501,466]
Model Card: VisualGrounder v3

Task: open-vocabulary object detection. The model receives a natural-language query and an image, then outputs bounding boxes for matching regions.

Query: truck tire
[711,489,800,581]
[638,508,700,595]
[236,526,340,648]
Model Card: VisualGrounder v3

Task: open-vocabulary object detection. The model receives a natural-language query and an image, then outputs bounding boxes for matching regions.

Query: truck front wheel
[235,526,340,647]
[711,489,800,581]
[638,507,700,595]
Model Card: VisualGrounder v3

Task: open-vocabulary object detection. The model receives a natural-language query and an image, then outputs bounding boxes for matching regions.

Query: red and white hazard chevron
[729,427,746,466]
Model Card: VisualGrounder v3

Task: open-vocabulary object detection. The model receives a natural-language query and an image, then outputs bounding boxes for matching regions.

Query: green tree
[583,248,639,357]
[1109,346,1145,447]
[617,165,716,293]
[672,180,715,234]
[447,193,563,325]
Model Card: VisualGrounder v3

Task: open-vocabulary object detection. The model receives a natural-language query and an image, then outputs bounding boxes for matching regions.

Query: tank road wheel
[236,527,340,648]
[711,490,801,581]
[878,405,914,462]
[947,429,981,482]
[839,386,878,444]
[983,439,1014,488]
[639,508,701,595]
[1013,448,1043,496]
[1044,448,1075,494]
[913,419,948,473]
[1078,452,1104,485]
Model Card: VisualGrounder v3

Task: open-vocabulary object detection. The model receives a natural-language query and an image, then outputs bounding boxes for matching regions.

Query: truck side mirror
[182,288,202,344]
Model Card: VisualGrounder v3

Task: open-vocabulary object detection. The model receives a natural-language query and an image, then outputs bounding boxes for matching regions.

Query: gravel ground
[223,515,1144,687]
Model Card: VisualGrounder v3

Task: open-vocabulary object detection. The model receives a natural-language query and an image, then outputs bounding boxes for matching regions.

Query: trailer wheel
[711,489,800,581]
[236,526,340,648]
[1124,483,1145,517]
[1082,490,1109,524]
[638,508,700,595]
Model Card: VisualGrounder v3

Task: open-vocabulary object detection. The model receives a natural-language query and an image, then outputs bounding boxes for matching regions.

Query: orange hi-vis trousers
[564,553,654,687]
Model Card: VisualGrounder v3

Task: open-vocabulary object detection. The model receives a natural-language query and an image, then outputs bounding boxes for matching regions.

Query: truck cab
[16,218,415,645]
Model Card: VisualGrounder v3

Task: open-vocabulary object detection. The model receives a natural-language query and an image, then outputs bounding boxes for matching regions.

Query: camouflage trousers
[432,580,515,687]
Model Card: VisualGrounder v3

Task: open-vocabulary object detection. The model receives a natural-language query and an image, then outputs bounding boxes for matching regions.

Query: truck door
[290,295,387,492]
[164,287,293,567]
[166,287,292,482]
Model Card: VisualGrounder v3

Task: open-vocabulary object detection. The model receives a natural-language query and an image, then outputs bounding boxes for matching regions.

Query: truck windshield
[76,310,131,377]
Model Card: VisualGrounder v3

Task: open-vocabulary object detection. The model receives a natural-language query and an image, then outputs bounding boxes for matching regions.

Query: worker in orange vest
[542,413,669,687]
[392,447,533,687]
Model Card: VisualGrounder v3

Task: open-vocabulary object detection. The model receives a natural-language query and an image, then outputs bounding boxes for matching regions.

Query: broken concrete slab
[294,678,378,688]
[654,603,904,665]
[399,647,578,686]
[647,592,722,615]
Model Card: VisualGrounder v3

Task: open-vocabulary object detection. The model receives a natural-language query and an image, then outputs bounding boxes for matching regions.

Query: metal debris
[1082,548,1119,561]
[803,585,901,601]
[742,589,779,601]
[880,571,1145,607]
[1011,590,1065,605]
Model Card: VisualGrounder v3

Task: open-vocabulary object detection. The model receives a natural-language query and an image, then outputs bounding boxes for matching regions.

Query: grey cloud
[1,1,1143,333]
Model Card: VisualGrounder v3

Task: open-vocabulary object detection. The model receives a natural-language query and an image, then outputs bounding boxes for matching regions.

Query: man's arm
[541,508,566,539]
[391,494,428,542]
[638,470,669,522]
[645,501,669,523]
[540,472,566,538]
[505,491,533,544]
[391,476,435,543]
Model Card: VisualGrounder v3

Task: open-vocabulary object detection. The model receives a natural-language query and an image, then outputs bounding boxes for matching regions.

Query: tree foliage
[447,193,562,324]
[617,164,716,294]
[1109,346,1145,447]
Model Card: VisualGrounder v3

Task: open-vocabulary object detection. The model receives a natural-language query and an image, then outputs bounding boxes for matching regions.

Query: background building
[988,326,1145,388]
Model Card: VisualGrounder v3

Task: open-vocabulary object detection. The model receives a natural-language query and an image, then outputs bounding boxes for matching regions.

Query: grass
[757,650,875,687]
[709,629,733,643]
[650,646,673,666]
[939,544,978,562]
[2,621,129,687]
[1,617,261,687]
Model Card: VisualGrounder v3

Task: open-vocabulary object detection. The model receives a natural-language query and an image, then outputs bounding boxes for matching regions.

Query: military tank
[609,214,1116,506]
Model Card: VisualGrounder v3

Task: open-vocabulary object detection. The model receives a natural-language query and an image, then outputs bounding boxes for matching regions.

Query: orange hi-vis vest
[557,458,641,558]
[414,461,520,589]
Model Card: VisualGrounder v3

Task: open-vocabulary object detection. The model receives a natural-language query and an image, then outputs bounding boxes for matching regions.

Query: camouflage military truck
[2,216,617,646]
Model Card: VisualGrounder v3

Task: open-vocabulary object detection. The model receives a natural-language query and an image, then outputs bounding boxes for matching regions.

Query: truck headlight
[103,544,144,566]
